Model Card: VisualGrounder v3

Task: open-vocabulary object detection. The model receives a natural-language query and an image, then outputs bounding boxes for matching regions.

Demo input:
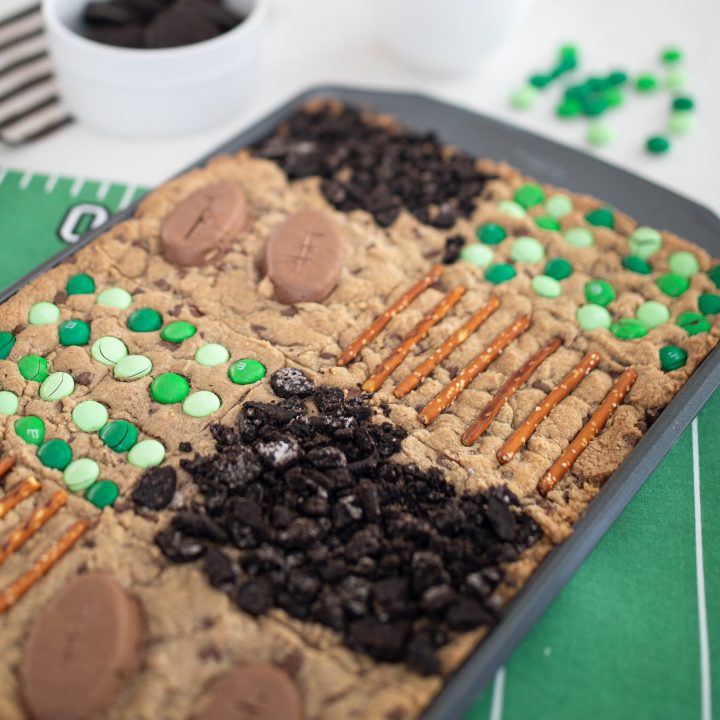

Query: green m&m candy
[668,112,694,135]
[698,294,720,315]
[672,96,694,111]
[514,183,545,209]
[545,193,573,218]
[128,439,165,469]
[511,236,545,263]
[622,256,652,274]
[668,251,699,277]
[636,74,658,92]
[127,308,163,332]
[586,121,614,146]
[460,243,494,268]
[510,84,539,110]
[58,319,91,346]
[629,227,662,259]
[14,416,45,446]
[99,420,138,452]
[37,438,72,470]
[709,265,720,289]
[91,336,128,366]
[96,287,132,309]
[636,300,670,328]
[195,343,230,367]
[646,135,670,155]
[0,331,15,360]
[85,480,120,509]
[564,227,594,248]
[66,273,95,295]
[497,200,526,218]
[676,312,712,336]
[63,458,100,493]
[161,321,196,343]
[39,372,75,401]
[656,274,689,297]
[659,345,687,371]
[72,400,109,432]
[183,390,221,418]
[585,208,614,229]
[531,275,562,298]
[228,359,267,385]
[113,355,153,381]
[577,304,612,330]
[150,373,190,404]
[535,216,561,231]
[476,223,507,245]
[28,302,60,325]
[17,355,49,382]
[610,318,648,340]
[661,47,683,64]
[485,263,517,284]
[0,390,19,415]
[584,280,615,306]
[544,258,573,280]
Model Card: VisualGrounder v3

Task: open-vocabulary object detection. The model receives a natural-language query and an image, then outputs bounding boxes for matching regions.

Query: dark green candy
[556,98,582,118]
[656,273,689,297]
[14,416,45,446]
[476,223,507,245]
[584,279,615,306]
[544,258,573,280]
[676,311,711,336]
[150,373,190,404]
[582,93,608,116]
[99,420,138,453]
[485,263,517,284]
[646,135,670,154]
[610,318,648,340]
[530,74,551,89]
[85,480,120,509]
[659,345,687,372]
[672,96,694,111]
[161,321,196,344]
[607,71,628,86]
[37,438,72,470]
[585,208,615,228]
[127,308,163,333]
[535,216,561,231]
[66,274,95,295]
[58,319,91,346]
[17,355,49,382]
[708,265,720,288]
[0,331,15,360]
[698,294,720,315]
[622,256,652,274]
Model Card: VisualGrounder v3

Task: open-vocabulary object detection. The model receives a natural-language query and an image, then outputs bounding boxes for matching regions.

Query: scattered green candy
[511,236,545,263]
[564,227,594,248]
[476,223,507,245]
[127,308,163,333]
[63,458,100,493]
[183,390,221,418]
[531,275,562,298]
[636,300,670,328]
[85,480,120,509]
[14,416,45,446]
[58,319,91,346]
[96,287,132,309]
[585,207,614,228]
[514,183,545,209]
[66,273,96,295]
[150,373,190,404]
[99,419,138,452]
[676,311,711,336]
[622,255,652,274]
[635,74,658,92]
[460,243,494,268]
[128,439,165,469]
[656,273,689,297]
[0,331,15,360]
[39,372,75,401]
[529,73,551,89]
[586,121,613,146]
[37,438,73,470]
[576,304,612,330]
[628,227,662,259]
[485,264,517,284]
[666,70,686,91]
[17,354,49,382]
[545,194,573,219]
[672,96,694,111]
[91,336,128,366]
[510,84,539,110]
[195,343,230,367]
[668,251,699,277]
[72,400,109,432]
[556,98,583,118]
[698,294,720,315]
[646,135,670,155]
[544,258,573,280]
[659,345,687,371]
[668,111,694,135]
[607,71,628,86]
[28,302,60,326]
[497,201,526,218]
[584,280,615,306]
[582,93,608,117]
[0,390,19,415]
[709,265,720,289]
[113,355,153,381]
[603,87,624,108]
[535,216,561,231]
[661,47,683,65]
[228,358,267,385]
[610,318,648,340]
[161,321,196,343]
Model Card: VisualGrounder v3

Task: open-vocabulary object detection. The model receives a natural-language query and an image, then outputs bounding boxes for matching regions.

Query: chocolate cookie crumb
[132,466,177,510]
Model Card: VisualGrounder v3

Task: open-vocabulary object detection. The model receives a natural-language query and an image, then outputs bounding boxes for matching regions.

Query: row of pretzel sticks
[0,455,17,485]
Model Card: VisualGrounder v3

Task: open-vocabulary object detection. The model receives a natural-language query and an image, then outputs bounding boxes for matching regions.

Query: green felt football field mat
[0,167,716,720]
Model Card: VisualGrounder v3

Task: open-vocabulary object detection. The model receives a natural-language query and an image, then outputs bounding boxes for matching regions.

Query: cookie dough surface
[0,107,718,720]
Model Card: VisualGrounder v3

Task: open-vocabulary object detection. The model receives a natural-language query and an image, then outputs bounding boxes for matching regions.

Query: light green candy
[531,275,562,298]
[72,400,109,432]
[28,302,60,325]
[183,390,221,418]
[460,243,494,268]
[113,355,153,381]
[586,121,614,147]
[39,372,75,400]
[497,201,527,218]
[63,458,100,492]
[668,111,694,135]
[511,236,545,263]
[195,343,230,367]
[564,227,594,248]
[510,84,539,110]
[91,336,128,366]
[128,439,165,469]
[96,287,132,309]
[545,193,573,219]
[666,69,686,91]
[636,300,670,328]
[629,227,662,259]
[0,390,19,415]
[668,251,699,277]
[577,304,612,330]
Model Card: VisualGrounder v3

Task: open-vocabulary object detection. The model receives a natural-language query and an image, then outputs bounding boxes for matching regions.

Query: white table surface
[2,0,719,215]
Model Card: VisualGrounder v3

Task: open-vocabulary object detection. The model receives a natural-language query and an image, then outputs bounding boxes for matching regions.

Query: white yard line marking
[118,184,136,210]
[0,167,7,185]
[96,180,109,201]
[44,173,58,192]
[18,171,32,189]
[692,418,712,720]
[70,177,84,197]
[489,666,506,720]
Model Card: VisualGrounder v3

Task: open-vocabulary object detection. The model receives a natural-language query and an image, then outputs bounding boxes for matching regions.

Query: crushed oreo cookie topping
[156,369,540,673]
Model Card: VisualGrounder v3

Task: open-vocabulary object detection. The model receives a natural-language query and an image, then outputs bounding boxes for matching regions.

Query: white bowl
[42,0,267,137]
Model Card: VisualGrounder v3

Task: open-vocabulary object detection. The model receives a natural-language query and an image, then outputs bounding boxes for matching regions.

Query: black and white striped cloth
[0,3,71,145]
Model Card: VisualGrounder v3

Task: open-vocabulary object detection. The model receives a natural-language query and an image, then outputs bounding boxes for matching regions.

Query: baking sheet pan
[3,86,719,720]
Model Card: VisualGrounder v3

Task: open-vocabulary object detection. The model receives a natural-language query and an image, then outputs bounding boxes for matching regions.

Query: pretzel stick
[537,368,637,496]
[418,314,531,426]
[0,519,90,615]
[497,352,601,464]
[462,337,563,447]
[362,286,466,393]
[0,477,41,520]
[0,491,68,567]
[0,456,16,480]
[394,295,501,399]
[338,266,444,366]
